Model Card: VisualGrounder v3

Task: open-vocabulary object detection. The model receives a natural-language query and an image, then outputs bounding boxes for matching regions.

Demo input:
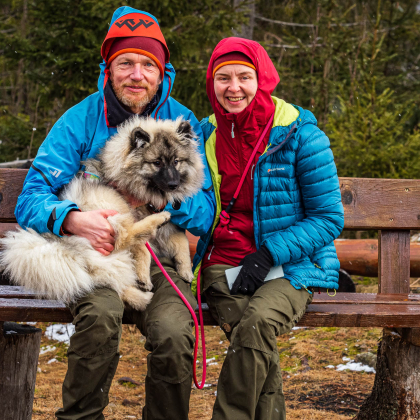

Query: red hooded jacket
[202,38,280,268]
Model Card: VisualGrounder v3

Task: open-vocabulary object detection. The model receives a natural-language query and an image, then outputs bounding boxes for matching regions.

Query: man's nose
[131,64,145,81]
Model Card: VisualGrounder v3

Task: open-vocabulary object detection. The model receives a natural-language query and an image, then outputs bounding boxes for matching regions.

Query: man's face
[109,53,161,114]
[214,64,258,114]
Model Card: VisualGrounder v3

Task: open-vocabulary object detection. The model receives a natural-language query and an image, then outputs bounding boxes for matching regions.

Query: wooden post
[0,321,42,420]
[378,231,410,294]
[356,230,420,419]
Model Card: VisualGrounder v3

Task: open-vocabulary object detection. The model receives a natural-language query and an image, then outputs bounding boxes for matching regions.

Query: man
[15,7,215,420]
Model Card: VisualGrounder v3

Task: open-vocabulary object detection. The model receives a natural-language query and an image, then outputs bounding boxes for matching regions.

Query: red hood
[202,38,281,269]
[206,37,279,131]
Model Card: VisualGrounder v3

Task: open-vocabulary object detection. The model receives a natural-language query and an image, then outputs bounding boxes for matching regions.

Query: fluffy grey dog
[0,116,204,310]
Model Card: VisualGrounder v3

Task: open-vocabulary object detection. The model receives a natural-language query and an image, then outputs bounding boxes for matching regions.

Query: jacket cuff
[52,202,80,237]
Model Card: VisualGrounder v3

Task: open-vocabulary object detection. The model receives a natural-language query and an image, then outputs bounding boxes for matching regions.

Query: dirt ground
[32,321,381,419]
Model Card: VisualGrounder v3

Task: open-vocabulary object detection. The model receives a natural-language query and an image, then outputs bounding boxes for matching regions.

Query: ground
[31,276,392,419]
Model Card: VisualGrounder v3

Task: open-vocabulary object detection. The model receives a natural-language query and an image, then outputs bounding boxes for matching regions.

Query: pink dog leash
[145,242,206,389]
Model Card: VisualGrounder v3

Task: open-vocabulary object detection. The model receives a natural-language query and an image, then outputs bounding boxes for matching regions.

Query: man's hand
[231,246,274,295]
[62,209,118,256]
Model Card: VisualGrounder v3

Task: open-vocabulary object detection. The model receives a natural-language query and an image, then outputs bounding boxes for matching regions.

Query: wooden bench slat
[0,298,72,323]
[300,304,420,328]
[0,286,38,299]
[0,169,27,221]
[340,177,420,230]
[3,296,420,327]
[2,172,420,229]
[3,287,420,304]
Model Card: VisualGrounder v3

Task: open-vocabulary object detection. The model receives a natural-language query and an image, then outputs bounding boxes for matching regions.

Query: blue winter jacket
[192,98,344,292]
[15,7,215,238]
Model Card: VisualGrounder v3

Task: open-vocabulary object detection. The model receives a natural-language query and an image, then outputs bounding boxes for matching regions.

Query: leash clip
[219,210,231,227]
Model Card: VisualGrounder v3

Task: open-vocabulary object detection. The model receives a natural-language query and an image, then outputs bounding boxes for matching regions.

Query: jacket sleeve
[262,126,344,266]
[164,112,216,236]
[15,106,91,236]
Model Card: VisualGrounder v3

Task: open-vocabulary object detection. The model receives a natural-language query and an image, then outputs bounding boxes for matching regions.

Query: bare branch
[255,15,366,28]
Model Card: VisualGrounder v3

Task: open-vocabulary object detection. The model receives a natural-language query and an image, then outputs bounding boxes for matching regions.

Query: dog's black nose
[167,182,179,190]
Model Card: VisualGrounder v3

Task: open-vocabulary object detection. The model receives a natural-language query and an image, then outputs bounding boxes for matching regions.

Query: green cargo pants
[202,264,313,420]
[55,258,196,420]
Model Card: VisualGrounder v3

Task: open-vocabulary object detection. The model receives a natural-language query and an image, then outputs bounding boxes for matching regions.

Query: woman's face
[214,64,258,113]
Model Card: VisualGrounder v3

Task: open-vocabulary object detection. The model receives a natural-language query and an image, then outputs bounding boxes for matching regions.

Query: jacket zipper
[231,123,235,138]
[154,77,172,119]
[207,244,215,260]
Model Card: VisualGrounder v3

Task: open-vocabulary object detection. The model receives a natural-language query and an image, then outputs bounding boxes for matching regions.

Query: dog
[0,116,204,311]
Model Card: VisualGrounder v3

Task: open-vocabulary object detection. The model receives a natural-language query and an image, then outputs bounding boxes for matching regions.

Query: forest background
[1,0,420,179]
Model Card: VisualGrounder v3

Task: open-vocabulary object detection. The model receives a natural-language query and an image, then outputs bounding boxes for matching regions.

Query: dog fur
[0,116,204,311]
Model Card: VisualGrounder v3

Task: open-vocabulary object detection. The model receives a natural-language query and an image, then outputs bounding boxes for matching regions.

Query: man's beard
[111,80,159,111]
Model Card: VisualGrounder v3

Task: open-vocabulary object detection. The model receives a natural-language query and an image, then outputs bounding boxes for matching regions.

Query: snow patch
[336,361,376,373]
[45,323,75,344]
[40,345,56,355]
[325,358,376,373]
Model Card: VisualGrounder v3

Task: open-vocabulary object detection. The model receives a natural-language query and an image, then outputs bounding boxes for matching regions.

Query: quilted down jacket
[192,97,344,293]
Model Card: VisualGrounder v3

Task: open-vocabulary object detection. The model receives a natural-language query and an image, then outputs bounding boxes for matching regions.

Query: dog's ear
[176,121,194,142]
[131,127,151,149]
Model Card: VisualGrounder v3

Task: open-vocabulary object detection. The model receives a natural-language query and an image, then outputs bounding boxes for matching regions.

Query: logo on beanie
[115,19,155,31]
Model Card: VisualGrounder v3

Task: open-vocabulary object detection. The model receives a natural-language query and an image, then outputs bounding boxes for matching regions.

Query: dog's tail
[0,228,136,303]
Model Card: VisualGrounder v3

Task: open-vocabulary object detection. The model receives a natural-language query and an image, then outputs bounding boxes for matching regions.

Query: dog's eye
[153,161,161,167]
[174,159,179,165]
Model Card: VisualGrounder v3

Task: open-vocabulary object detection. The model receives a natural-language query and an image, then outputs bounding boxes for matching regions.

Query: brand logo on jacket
[267,167,285,173]
[49,169,62,178]
[115,19,154,31]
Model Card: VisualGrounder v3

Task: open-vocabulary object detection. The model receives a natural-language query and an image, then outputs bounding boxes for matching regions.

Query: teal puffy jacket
[193,101,344,292]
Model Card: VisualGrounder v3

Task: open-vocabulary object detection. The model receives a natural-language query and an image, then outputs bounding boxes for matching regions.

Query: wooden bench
[1,169,420,418]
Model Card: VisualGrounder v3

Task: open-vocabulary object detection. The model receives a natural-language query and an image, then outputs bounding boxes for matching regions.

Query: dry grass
[32,321,381,419]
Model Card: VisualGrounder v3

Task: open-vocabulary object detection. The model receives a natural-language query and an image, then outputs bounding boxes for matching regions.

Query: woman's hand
[62,209,118,256]
[231,245,273,295]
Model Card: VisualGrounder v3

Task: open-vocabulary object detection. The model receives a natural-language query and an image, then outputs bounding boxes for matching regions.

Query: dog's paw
[138,278,153,292]
[177,265,194,283]
[157,211,171,228]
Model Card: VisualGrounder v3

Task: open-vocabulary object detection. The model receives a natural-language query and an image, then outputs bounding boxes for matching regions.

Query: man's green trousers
[55,258,196,420]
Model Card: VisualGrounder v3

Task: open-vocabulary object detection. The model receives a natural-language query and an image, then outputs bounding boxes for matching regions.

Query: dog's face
[99,117,205,208]
[130,121,195,194]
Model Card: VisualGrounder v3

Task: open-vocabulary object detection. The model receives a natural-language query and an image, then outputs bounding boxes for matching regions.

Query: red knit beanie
[212,52,256,78]
[107,36,167,76]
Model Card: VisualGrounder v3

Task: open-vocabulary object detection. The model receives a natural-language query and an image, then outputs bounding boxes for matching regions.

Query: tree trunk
[233,0,255,39]
[355,328,420,420]
[0,321,42,420]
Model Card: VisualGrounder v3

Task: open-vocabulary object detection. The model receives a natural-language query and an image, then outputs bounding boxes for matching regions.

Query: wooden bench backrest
[1,169,420,294]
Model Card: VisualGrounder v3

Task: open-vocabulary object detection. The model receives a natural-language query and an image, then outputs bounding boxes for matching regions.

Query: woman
[192,37,344,419]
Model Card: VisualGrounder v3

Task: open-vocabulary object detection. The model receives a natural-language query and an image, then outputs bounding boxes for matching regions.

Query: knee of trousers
[145,315,194,384]
[233,308,278,354]
[69,290,124,358]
